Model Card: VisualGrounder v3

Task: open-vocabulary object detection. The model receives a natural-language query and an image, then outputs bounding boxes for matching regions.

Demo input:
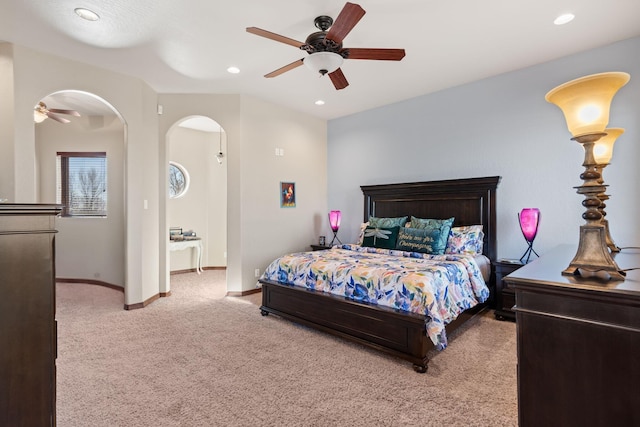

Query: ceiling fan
[246,2,405,90]
[34,101,81,124]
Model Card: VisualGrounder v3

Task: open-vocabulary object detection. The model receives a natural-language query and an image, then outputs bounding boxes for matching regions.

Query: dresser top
[0,204,63,215]
[506,244,640,298]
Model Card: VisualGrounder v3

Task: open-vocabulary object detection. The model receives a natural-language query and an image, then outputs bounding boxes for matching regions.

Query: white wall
[168,126,227,271]
[3,43,159,306]
[5,42,328,300]
[239,96,328,285]
[158,94,327,294]
[36,115,125,286]
[328,36,640,260]
[206,130,227,267]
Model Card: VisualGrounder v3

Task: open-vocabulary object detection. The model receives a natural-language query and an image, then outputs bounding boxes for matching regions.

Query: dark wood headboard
[360,176,501,262]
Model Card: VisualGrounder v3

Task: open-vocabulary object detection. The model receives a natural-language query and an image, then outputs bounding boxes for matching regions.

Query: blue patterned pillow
[362,226,400,249]
[445,225,484,255]
[409,216,454,254]
[368,216,408,228]
[396,227,446,254]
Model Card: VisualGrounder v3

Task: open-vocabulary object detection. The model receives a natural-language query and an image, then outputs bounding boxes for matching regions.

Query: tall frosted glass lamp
[328,210,342,246]
[518,208,540,263]
[545,71,629,280]
[594,128,624,252]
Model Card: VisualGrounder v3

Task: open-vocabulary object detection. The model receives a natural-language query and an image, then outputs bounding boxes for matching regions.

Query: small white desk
[170,238,203,274]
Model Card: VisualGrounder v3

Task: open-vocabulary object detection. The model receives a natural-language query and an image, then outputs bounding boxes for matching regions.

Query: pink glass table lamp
[328,210,342,246]
[519,208,540,263]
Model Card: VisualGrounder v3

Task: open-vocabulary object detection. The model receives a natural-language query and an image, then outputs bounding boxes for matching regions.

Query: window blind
[56,152,107,217]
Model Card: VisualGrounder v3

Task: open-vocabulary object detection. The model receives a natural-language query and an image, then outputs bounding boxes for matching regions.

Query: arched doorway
[34,90,127,292]
[166,116,227,284]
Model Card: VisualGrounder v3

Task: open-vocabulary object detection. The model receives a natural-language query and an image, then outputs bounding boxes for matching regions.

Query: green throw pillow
[409,216,454,254]
[368,216,408,228]
[396,227,446,254]
[361,226,400,249]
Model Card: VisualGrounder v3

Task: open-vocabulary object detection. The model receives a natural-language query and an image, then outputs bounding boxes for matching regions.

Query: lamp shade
[34,109,47,123]
[545,72,630,137]
[593,127,624,165]
[519,208,540,243]
[329,210,341,232]
[304,52,343,76]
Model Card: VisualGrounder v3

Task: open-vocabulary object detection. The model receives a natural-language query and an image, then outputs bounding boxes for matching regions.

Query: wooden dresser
[505,245,640,427]
[0,204,62,426]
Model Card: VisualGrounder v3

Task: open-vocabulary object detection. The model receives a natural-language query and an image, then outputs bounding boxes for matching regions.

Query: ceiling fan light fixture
[304,52,343,76]
[34,109,47,123]
[247,3,404,90]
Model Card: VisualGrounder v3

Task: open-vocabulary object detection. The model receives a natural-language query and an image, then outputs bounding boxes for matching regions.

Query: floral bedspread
[260,244,489,350]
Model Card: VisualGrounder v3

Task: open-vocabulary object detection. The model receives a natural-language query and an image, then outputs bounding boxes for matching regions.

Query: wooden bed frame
[259,176,501,372]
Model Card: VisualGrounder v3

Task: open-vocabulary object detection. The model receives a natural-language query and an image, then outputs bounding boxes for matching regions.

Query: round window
[168,161,190,198]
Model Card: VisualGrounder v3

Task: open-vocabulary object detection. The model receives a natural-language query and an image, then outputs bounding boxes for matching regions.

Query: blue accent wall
[328,37,640,260]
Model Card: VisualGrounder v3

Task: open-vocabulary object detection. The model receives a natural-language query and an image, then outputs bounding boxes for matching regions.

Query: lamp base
[329,231,342,246]
[562,224,625,281]
[519,242,539,264]
[602,218,621,252]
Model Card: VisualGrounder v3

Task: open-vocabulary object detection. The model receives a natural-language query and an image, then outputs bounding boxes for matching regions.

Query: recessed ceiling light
[315,100,325,106]
[227,66,240,74]
[74,8,100,21]
[554,13,575,25]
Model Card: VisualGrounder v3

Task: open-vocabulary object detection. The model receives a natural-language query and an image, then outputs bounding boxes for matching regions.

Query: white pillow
[356,222,369,245]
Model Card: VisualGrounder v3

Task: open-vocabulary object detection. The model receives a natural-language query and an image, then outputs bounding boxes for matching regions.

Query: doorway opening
[166,116,227,284]
[34,90,127,294]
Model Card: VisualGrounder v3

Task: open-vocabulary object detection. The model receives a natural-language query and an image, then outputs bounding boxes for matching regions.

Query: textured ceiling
[2,0,639,120]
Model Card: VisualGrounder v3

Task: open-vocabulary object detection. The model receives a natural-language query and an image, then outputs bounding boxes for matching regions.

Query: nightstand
[310,244,332,251]
[494,259,525,321]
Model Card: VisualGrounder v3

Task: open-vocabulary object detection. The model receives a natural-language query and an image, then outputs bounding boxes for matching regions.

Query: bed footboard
[259,279,432,372]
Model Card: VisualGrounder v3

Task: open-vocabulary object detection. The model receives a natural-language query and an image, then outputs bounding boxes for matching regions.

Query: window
[56,152,107,217]
[169,161,189,198]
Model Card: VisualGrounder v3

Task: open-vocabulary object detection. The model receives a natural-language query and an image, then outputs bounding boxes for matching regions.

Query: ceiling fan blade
[46,113,70,124]
[48,108,81,117]
[329,68,349,90]
[264,59,305,78]
[344,48,406,61]
[246,27,305,48]
[325,2,366,45]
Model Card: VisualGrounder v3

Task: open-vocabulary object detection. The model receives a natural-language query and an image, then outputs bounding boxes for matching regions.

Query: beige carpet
[56,271,517,426]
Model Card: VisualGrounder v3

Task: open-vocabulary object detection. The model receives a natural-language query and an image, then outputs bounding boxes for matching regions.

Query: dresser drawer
[502,288,515,313]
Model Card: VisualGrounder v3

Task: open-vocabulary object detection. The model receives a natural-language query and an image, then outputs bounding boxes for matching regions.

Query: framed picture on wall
[280,182,296,208]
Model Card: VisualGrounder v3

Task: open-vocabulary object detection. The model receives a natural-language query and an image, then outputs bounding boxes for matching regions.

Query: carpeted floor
[56,270,517,426]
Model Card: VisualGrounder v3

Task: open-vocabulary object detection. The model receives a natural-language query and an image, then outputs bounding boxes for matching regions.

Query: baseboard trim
[56,278,124,293]
[170,268,198,275]
[170,266,227,275]
[226,288,262,297]
[125,293,160,310]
